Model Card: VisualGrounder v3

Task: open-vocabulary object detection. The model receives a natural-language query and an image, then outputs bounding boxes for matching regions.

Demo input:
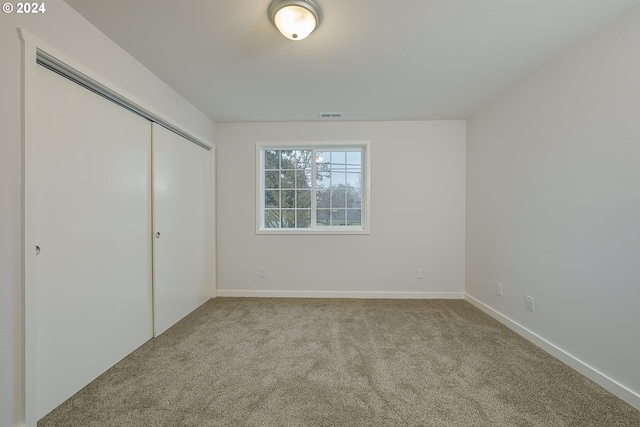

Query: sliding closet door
[152,123,212,336]
[34,65,153,419]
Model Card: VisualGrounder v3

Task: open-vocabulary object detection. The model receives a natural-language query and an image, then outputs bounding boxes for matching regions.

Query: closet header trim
[36,48,210,150]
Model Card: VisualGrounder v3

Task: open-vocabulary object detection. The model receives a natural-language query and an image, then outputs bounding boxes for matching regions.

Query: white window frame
[256,141,371,234]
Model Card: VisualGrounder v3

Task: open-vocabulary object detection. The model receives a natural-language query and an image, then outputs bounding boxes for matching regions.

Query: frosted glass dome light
[269,0,323,41]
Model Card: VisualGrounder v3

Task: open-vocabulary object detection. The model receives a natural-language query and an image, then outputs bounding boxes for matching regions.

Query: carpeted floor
[39,298,640,426]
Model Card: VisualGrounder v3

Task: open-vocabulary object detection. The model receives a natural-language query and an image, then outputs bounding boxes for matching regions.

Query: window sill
[256,227,370,235]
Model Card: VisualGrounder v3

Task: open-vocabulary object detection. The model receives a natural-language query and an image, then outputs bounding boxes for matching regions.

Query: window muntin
[257,142,370,234]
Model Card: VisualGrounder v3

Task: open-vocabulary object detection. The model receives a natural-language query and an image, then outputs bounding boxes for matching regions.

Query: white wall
[0,2,216,425]
[466,5,640,406]
[216,121,466,297]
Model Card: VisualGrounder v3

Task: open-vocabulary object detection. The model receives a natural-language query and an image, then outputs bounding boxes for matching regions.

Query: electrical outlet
[417,269,424,279]
[496,283,504,297]
[526,295,534,312]
[259,268,267,278]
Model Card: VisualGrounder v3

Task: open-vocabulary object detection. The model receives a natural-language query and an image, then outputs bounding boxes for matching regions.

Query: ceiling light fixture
[269,0,322,41]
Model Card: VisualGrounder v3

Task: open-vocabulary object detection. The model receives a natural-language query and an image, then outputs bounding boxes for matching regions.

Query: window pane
[331,152,346,169]
[296,170,311,188]
[280,150,295,169]
[281,190,295,208]
[281,170,296,188]
[316,151,330,166]
[316,189,330,209]
[347,209,361,226]
[297,190,311,209]
[346,172,360,188]
[296,210,311,228]
[331,172,346,187]
[316,209,330,226]
[265,150,279,170]
[316,171,330,189]
[265,190,279,208]
[295,150,312,170]
[265,171,280,189]
[331,188,346,208]
[346,189,361,209]
[331,209,346,226]
[281,210,295,228]
[346,151,361,169]
[265,210,280,228]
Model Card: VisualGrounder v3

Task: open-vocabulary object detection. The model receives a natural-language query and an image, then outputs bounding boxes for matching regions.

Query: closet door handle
[155,232,161,239]
[36,245,41,255]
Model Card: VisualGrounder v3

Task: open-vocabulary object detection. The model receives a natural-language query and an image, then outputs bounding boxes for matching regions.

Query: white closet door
[34,66,153,419]
[152,123,212,336]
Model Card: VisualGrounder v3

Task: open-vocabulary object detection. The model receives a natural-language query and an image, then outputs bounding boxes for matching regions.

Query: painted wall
[466,5,640,403]
[216,121,466,297]
[0,2,216,425]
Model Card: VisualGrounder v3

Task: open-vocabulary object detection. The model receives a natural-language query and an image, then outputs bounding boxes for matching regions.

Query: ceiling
[63,0,639,123]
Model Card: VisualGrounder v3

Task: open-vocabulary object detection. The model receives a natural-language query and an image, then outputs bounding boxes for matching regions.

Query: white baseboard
[216,290,465,299]
[464,293,640,410]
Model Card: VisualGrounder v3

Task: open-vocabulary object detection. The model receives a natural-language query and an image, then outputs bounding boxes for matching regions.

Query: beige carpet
[39,298,640,426]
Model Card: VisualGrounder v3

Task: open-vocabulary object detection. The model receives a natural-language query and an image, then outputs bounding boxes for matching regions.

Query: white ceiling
[63,0,639,123]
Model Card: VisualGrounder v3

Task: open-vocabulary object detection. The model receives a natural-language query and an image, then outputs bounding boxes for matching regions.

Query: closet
[33,62,212,419]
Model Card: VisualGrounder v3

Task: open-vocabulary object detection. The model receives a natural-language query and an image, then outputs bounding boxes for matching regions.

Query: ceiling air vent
[319,112,343,119]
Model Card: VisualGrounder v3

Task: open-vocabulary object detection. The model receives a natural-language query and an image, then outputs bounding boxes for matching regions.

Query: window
[256,141,370,234]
